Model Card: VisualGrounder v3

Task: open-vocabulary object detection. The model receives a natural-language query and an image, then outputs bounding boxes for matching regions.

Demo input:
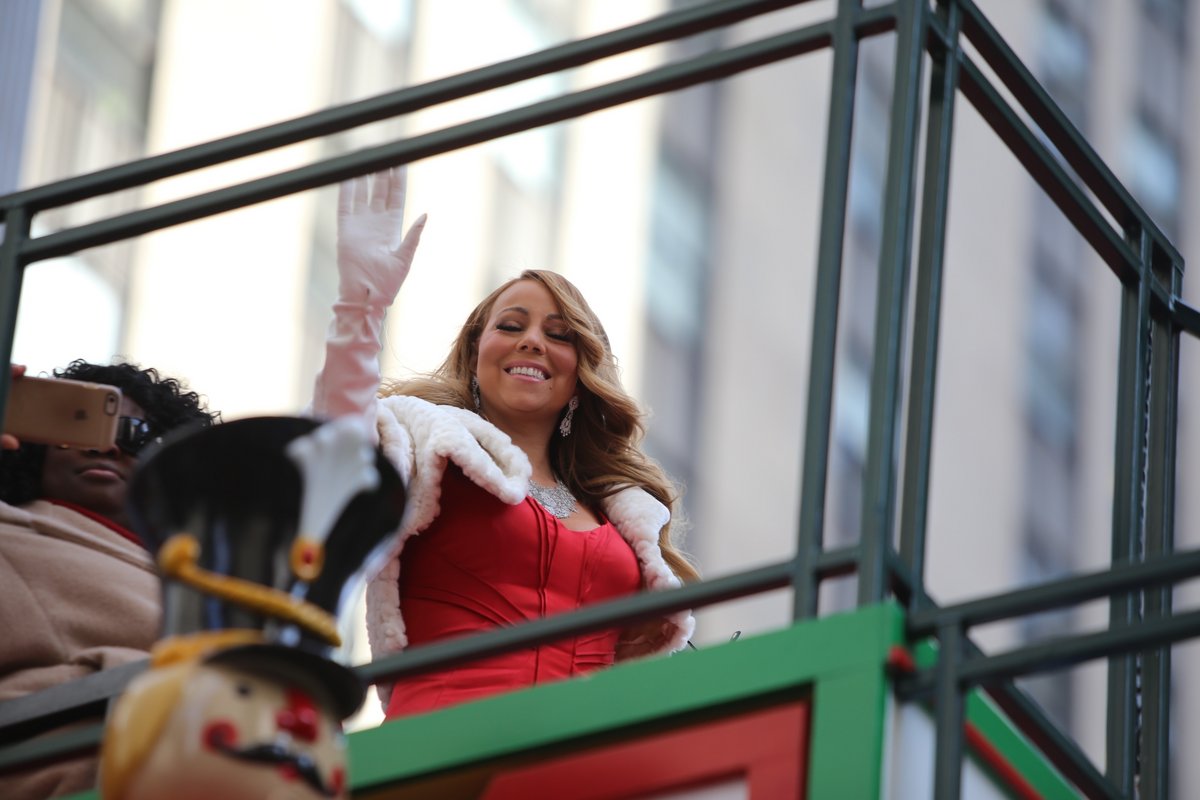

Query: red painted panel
[481,702,809,800]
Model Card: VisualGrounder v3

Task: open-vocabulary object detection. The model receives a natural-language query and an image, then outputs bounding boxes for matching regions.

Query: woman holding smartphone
[0,359,219,799]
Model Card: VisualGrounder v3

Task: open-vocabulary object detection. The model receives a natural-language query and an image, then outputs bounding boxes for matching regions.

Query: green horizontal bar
[0,541,870,743]
[908,547,1200,635]
[956,0,1181,267]
[360,544,878,690]
[0,662,145,736]
[1177,299,1200,338]
[1,542,867,742]
[357,559,794,685]
[0,722,104,776]
[956,54,1139,286]
[2,543,871,738]
[962,607,1200,686]
[907,607,1200,691]
[20,17,850,263]
[0,0,805,214]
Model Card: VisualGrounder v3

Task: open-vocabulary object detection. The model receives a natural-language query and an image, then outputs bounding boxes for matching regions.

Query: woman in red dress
[312,169,698,719]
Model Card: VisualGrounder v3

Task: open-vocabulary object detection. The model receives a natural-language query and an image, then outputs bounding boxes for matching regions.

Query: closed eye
[495,320,572,341]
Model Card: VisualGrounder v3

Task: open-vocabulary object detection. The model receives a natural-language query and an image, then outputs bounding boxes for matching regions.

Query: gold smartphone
[2,376,122,450]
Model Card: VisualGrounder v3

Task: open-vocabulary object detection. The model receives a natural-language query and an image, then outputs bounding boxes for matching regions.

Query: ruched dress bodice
[384,466,642,718]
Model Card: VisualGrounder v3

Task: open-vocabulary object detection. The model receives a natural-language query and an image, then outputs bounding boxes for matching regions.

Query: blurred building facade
[5,0,1198,792]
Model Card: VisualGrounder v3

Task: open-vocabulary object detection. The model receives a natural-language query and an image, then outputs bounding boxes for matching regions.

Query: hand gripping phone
[2,375,122,451]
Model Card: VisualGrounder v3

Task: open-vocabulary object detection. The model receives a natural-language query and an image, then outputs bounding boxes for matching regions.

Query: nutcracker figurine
[99,416,405,800]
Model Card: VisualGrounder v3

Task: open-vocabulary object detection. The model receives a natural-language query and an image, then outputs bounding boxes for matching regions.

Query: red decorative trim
[886,644,917,674]
[964,720,1043,800]
[45,498,145,548]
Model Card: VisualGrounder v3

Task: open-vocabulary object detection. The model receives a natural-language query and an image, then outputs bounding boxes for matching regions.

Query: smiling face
[121,662,347,800]
[39,394,145,527]
[474,279,580,435]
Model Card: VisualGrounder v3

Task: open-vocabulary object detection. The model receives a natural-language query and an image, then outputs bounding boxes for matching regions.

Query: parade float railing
[2,0,1199,797]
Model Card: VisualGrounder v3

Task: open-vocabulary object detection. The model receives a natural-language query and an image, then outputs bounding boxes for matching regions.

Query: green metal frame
[60,605,1078,799]
[2,0,1198,797]
[911,638,1080,799]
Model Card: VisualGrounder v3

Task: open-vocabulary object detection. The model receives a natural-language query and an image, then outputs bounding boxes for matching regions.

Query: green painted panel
[349,604,906,790]
[807,667,890,798]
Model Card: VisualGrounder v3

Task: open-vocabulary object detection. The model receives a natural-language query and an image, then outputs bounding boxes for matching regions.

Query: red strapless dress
[384,466,642,718]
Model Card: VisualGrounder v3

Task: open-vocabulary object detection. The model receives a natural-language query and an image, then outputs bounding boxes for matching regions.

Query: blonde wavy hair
[383,269,699,583]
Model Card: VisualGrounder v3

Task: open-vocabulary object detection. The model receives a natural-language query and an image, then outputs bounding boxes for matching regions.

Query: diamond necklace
[528,477,578,519]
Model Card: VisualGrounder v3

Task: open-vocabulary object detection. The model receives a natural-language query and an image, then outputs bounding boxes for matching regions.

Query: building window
[341,0,412,42]
[646,162,707,347]
[1038,3,1091,129]
[1124,113,1182,235]
[1024,268,1079,451]
[1144,0,1189,45]
[641,154,710,516]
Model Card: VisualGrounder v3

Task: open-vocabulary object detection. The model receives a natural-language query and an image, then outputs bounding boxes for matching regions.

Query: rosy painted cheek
[332,766,346,795]
[203,720,238,751]
[277,688,320,742]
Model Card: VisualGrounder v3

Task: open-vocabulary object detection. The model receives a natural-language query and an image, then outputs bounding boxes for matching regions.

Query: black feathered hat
[126,415,405,719]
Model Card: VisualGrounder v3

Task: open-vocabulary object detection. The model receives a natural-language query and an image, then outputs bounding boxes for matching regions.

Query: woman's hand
[311,169,426,427]
[2,364,27,450]
[337,167,427,306]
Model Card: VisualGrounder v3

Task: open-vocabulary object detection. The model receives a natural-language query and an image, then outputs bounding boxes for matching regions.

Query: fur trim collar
[364,395,694,665]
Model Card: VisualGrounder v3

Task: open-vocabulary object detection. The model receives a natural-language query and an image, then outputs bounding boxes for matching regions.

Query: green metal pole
[897,0,960,614]
[898,0,961,612]
[858,0,927,605]
[933,622,966,799]
[1138,249,1180,800]
[1106,227,1152,796]
[794,0,863,619]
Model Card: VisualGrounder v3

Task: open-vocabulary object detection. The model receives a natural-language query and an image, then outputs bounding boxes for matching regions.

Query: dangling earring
[470,375,482,413]
[559,396,579,438]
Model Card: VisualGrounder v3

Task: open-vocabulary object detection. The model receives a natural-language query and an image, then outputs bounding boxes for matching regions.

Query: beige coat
[0,500,159,798]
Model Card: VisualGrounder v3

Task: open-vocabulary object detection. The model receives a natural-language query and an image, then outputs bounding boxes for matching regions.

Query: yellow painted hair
[99,661,193,800]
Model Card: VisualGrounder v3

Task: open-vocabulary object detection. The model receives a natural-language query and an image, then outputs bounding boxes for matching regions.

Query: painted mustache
[214,740,335,797]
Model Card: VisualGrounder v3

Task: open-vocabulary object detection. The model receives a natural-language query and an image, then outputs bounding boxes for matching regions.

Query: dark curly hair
[0,360,220,506]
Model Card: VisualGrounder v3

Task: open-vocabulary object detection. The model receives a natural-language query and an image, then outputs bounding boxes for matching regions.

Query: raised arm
[311,168,426,436]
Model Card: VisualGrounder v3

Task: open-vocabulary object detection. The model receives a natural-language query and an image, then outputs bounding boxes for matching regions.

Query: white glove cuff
[310,300,390,439]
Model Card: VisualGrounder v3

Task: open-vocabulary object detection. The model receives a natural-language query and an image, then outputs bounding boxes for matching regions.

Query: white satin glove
[336,167,426,305]
[312,168,426,432]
